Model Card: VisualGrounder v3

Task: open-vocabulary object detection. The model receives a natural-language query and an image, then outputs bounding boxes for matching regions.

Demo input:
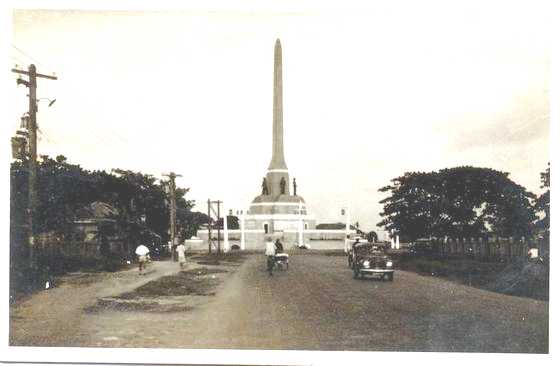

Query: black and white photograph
[1,0,554,364]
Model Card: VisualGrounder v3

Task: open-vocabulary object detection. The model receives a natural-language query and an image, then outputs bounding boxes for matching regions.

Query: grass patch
[116,268,223,299]
[84,299,195,313]
[395,254,548,300]
[396,254,507,285]
[191,251,248,266]
[83,266,233,314]
[10,254,131,302]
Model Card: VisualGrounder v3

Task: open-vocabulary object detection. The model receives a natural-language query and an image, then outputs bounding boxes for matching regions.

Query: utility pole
[207,199,212,254]
[207,199,222,255]
[11,64,57,268]
[217,202,221,255]
[163,172,182,260]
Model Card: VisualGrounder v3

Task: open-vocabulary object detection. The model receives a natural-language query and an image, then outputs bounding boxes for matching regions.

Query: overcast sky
[6,0,550,234]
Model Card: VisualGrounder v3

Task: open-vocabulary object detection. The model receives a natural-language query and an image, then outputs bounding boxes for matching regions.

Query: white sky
[4,0,551,233]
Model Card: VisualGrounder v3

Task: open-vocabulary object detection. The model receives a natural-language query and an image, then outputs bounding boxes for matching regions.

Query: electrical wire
[37,128,56,145]
[10,55,28,68]
[11,44,56,76]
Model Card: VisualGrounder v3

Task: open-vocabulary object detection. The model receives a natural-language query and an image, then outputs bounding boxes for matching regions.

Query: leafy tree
[10,155,99,236]
[215,215,240,230]
[378,166,536,241]
[535,163,550,238]
[10,155,197,243]
[178,210,211,239]
[366,231,378,243]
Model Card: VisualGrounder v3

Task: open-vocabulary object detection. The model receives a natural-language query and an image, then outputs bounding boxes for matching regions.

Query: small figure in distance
[176,242,187,269]
[265,236,276,276]
[135,243,150,275]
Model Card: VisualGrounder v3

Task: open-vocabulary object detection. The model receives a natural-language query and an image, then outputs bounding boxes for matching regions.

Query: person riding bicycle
[274,239,284,254]
[265,236,276,276]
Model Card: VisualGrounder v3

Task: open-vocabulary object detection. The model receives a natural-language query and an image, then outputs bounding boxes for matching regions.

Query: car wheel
[386,273,394,281]
[353,269,360,279]
[286,262,289,270]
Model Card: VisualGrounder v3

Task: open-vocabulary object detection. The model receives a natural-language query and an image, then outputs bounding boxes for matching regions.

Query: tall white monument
[244,39,316,236]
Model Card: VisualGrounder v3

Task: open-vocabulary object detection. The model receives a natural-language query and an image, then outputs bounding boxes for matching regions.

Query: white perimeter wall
[194,229,357,251]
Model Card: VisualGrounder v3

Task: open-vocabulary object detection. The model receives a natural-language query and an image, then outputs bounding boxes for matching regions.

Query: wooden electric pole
[207,199,222,255]
[217,201,221,255]
[207,199,212,254]
[163,172,182,260]
[11,64,57,268]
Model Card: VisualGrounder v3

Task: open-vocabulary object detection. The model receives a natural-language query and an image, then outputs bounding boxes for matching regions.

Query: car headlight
[363,260,370,268]
[386,261,393,267]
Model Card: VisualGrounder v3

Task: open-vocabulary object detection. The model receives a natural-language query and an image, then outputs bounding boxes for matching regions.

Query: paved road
[11,254,548,353]
[185,254,548,352]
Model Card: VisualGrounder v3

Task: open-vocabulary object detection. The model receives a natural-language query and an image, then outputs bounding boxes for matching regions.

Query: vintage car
[352,244,394,281]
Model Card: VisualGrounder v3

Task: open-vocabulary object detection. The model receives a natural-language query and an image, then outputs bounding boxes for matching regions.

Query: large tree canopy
[377,166,536,241]
[10,155,198,241]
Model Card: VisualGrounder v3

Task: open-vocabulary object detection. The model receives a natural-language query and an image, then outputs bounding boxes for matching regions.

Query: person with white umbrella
[135,244,150,275]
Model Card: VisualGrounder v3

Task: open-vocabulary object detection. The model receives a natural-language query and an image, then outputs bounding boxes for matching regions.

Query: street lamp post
[238,209,246,250]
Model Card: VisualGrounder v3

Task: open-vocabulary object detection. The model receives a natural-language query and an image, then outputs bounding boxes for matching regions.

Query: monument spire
[268,38,288,170]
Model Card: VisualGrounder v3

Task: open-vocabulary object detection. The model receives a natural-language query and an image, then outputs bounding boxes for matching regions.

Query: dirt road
[10,254,548,352]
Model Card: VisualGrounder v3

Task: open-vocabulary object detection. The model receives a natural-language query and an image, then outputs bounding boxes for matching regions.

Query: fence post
[509,237,514,261]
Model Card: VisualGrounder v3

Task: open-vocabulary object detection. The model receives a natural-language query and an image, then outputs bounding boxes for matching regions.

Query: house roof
[76,201,119,220]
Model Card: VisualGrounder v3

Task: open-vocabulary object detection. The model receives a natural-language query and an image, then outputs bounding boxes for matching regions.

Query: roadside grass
[84,253,250,314]
[394,254,549,301]
[190,250,249,266]
[396,255,507,286]
[10,255,133,303]
[84,266,232,313]
[117,267,226,299]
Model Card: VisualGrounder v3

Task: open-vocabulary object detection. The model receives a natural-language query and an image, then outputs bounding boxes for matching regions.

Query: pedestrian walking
[176,242,187,269]
[265,236,276,276]
[135,244,150,275]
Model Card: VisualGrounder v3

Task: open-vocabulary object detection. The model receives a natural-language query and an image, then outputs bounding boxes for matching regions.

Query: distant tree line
[377,166,549,242]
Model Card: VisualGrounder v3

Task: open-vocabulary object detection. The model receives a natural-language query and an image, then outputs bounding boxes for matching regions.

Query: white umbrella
[135,245,150,256]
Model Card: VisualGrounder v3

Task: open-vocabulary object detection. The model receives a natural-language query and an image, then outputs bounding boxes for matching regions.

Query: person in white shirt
[135,244,150,275]
[176,243,187,269]
[265,237,276,276]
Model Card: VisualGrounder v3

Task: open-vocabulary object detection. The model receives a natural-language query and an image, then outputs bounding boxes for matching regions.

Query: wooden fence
[425,236,549,261]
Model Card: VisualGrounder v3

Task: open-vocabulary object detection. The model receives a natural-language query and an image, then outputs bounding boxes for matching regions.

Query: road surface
[10,254,548,352]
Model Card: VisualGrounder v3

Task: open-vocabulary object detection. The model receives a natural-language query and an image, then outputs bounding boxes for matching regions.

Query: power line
[37,128,56,145]
[10,55,28,67]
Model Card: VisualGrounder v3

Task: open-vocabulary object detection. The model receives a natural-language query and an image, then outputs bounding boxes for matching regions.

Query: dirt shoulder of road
[9,251,249,347]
